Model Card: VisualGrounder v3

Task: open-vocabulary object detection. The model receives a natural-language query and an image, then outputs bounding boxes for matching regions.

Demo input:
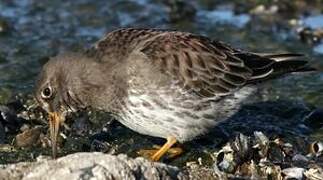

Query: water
[303,15,323,29]
[0,0,322,165]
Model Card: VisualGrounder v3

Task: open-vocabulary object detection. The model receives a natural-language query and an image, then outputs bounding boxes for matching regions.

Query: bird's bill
[48,111,60,158]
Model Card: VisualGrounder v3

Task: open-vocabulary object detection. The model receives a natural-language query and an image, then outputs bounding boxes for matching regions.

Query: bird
[34,28,315,161]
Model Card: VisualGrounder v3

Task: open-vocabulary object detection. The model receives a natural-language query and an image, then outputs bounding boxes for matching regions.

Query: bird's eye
[41,87,52,99]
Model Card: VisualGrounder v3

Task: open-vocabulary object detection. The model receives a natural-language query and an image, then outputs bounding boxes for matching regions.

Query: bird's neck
[70,61,128,113]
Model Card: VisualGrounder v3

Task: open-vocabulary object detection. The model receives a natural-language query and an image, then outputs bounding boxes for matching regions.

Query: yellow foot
[137,146,183,160]
[137,136,182,161]
[137,149,158,158]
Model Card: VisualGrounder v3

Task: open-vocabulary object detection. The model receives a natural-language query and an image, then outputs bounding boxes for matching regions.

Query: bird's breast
[115,86,226,141]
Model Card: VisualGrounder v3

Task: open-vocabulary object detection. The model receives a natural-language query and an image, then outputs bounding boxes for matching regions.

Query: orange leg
[138,136,181,161]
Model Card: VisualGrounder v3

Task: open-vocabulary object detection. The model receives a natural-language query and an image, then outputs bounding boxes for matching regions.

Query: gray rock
[0,153,187,180]
[0,121,5,144]
[282,167,305,180]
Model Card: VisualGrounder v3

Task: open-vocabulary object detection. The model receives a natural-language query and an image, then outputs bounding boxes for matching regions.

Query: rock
[253,131,270,158]
[89,139,114,153]
[250,5,278,15]
[0,153,186,180]
[13,126,43,148]
[163,0,196,23]
[215,133,252,174]
[0,18,9,34]
[297,27,323,45]
[0,144,16,153]
[185,165,223,180]
[70,113,91,136]
[303,108,323,129]
[282,167,305,180]
[0,105,26,134]
[292,154,309,167]
[304,166,323,180]
[0,121,5,144]
[212,132,323,179]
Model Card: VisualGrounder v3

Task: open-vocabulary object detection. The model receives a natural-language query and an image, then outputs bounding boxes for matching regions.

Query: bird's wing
[138,31,253,97]
[87,28,308,97]
[87,28,170,62]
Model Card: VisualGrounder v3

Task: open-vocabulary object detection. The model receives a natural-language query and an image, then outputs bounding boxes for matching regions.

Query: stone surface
[13,126,43,148]
[0,121,4,144]
[0,152,188,180]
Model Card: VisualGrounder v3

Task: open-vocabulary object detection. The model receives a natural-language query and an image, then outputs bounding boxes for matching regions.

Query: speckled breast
[116,84,255,142]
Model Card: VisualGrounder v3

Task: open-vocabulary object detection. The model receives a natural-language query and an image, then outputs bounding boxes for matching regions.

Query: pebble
[282,167,305,180]
[14,126,43,148]
[298,27,323,44]
[0,105,25,134]
[0,144,16,152]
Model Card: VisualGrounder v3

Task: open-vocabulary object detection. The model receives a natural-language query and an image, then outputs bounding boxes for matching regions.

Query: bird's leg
[151,144,183,159]
[138,136,182,161]
[164,146,183,159]
[151,136,178,161]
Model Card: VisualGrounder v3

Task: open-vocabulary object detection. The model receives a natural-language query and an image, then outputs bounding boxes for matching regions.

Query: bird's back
[84,28,313,142]
[88,28,311,98]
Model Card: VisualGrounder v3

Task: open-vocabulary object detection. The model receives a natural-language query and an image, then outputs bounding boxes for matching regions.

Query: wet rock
[89,131,111,143]
[184,163,223,180]
[267,142,285,164]
[218,100,313,140]
[70,113,91,136]
[304,165,323,180]
[0,17,9,34]
[13,126,43,148]
[282,167,305,180]
[89,139,114,153]
[303,108,323,130]
[61,136,84,154]
[292,154,309,167]
[213,132,323,179]
[0,144,16,153]
[0,105,26,134]
[215,133,253,173]
[310,59,323,71]
[250,5,279,15]
[15,95,47,125]
[298,27,323,45]
[253,131,270,158]
[0,121,4,144]
[0,153,185,180]
[163,0,196,23]
[86,131,115,153]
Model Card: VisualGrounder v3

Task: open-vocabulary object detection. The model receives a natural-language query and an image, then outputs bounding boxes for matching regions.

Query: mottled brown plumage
[35,28,313,160]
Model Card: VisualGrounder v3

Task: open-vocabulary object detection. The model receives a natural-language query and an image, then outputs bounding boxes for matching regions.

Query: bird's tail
[235,53,316,83]
[262,53,316,72]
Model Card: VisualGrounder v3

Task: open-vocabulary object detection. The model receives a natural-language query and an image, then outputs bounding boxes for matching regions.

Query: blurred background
[0,0,322,106]
[0,0,322,166]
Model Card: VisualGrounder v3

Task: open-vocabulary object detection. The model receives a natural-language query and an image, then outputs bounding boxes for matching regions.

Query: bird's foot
[137,136,182,161]
[137,146,183,160]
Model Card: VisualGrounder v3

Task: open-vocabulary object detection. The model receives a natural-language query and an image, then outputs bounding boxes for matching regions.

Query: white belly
[116,86,255,142]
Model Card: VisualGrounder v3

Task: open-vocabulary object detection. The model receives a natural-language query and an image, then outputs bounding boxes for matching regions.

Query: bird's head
[35,52,125,158]
[35,53,90,158]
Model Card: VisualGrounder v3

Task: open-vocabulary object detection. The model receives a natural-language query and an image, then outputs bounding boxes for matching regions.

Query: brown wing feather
[88,28,171,61]
[87,28,310,97]
[139,31,253,97]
